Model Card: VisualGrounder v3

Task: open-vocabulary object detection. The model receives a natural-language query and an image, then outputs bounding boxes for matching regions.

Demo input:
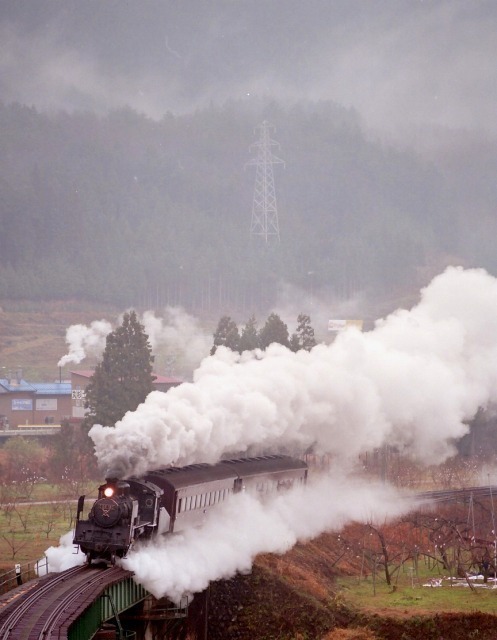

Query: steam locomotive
[73,455,308,564]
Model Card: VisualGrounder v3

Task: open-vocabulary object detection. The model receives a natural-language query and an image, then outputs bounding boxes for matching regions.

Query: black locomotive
[73,455,308,564]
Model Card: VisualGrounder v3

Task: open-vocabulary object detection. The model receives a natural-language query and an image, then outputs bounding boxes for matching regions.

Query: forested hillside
[0,98,494,314]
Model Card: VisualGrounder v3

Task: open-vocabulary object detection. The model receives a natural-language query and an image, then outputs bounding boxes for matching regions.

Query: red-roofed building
[70,370,182,420]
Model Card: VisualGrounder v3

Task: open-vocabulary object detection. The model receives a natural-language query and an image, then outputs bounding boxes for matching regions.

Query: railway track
[0,564,132,639]
[415,484,497,504]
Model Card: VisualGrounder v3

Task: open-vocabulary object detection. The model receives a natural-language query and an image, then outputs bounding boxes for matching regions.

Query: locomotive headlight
[104,486,115,498]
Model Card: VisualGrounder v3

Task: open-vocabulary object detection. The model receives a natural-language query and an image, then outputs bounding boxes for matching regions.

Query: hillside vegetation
[1,99,495,315]
[207,534,497,640]
[0,300,120,380]
[208,520,497,639]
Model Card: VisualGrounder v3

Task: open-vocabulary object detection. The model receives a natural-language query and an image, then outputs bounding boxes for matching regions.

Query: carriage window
[178,498,183,513]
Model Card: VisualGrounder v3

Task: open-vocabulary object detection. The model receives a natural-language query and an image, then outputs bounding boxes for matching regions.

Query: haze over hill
[2,1,497,137]
[1,1,496,317]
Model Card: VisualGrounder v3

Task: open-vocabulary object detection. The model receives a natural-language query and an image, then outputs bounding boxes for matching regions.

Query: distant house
[70,370,182,420]
[150,374,184,393]
[0,375,72,429]
[0,370,182,429]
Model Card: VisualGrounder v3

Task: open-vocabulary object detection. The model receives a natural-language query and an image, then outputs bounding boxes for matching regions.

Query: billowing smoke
[122,474,408,603]
[140,308,211,374]
[90,266,497,479]
[57,307,210,372]
[57,319,112,367]
[52,266,497,602]
[40,531,86,574]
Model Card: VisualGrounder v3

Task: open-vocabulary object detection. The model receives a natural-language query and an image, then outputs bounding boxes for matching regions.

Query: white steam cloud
[50,266,497,603]
[140,308,211,373]
[40,531,86,575]
[122,475,407,603]
[90,266,497,478]
[57,307,210,371]
[57,320,113,367]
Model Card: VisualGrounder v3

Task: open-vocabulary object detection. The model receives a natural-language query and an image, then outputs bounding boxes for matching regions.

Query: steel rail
[38,566,126,640]
[0,566,96,639]
[0,566,84,638]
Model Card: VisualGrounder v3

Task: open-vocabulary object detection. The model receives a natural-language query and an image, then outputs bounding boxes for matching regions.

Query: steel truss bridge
[0,565,199,639]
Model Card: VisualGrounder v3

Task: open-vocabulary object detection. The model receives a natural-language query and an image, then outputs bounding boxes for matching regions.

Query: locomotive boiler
[73,455,308,564]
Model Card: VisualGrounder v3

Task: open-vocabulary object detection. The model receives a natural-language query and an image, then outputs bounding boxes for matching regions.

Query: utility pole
[246,121,285,244]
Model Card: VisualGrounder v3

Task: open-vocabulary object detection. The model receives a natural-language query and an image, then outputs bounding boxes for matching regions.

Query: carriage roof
[135,455,306,491]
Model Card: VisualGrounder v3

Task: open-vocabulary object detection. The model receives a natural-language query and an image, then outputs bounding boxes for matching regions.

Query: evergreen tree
[238,315,259,352]
[289,332,300,352]
[259,313,290,349]
[83,311,154,429]
[210,316,240,355]
[291,313,317,351]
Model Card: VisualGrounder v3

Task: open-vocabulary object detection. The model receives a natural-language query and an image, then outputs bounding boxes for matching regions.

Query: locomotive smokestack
[105,469,123,483]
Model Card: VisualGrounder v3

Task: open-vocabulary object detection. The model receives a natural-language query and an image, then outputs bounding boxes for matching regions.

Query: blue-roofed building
[0,369,182,430]
[0,375,72,429]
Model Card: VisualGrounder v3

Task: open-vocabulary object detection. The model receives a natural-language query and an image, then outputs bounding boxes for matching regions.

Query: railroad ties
[0,565,133,639]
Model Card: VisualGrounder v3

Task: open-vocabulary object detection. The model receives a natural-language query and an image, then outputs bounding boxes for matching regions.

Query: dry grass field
[0,299,122,381]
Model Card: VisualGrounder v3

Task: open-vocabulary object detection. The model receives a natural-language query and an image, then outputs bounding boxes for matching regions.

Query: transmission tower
[246,121,285,244]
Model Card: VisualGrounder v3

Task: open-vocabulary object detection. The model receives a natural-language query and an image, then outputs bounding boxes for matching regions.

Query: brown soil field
[0,300,121,380]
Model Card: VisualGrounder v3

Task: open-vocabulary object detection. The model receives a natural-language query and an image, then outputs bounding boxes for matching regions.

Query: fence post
[15,563,22,586]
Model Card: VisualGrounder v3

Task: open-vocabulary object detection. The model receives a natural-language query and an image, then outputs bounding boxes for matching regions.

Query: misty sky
[1,0,496,136]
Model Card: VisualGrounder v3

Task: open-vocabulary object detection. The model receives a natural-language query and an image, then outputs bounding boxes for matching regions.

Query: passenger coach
[74,455,308,564]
